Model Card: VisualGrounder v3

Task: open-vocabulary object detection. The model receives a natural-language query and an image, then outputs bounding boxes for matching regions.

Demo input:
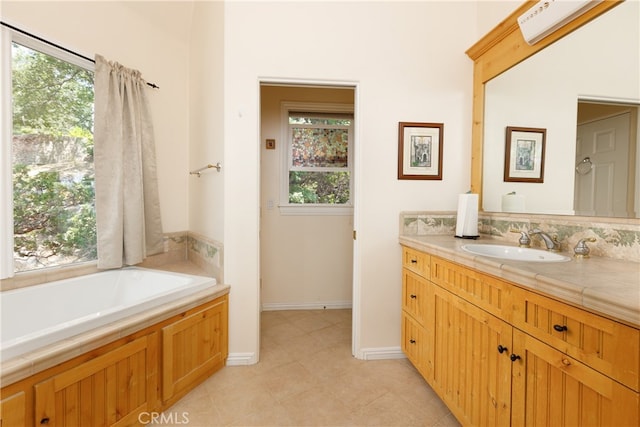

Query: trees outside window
[10,40,96,272]
[285,110,353,211]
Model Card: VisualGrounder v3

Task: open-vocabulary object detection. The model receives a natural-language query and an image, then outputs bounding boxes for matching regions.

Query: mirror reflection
[482,1,639,218]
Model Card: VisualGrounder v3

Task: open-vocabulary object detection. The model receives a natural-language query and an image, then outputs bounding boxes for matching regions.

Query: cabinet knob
[40,418,50,425]
[497,345,508,354]
[410,294,417,299]
[410,339,416,344]
[510,354,521,362]
[553,324,568,332]
[561,358,571,366]
[410,259,418,264]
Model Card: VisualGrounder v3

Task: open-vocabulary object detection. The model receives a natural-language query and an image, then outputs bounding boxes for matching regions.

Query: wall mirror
[467,0,639,219]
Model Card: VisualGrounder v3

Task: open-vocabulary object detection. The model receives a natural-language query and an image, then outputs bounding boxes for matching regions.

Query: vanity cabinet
[400,245,640,426]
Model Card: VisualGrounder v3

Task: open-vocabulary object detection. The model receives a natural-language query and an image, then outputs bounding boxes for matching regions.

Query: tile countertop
[399,235,640,328]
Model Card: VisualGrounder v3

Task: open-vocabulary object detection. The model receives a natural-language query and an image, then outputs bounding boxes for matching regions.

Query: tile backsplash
[400,211,640,262]
[140,231,223,281]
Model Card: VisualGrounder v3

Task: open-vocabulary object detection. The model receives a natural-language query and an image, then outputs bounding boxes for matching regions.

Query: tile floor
[165,309,459,426]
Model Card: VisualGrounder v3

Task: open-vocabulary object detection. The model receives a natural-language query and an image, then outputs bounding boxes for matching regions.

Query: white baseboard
[358,346,406,360]
[226,352,257,366]
[261,301,352,311]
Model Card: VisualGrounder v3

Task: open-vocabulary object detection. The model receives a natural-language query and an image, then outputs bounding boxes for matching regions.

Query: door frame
[257,77,361,357]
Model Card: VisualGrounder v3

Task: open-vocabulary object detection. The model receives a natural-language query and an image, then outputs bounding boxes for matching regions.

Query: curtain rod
[1,21,159,89]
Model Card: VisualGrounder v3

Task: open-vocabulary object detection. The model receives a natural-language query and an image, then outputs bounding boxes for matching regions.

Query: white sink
[461,244,571,262]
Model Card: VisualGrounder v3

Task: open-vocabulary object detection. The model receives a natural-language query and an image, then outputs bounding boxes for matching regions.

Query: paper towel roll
[502,194,525,212]
[455,193,479,238]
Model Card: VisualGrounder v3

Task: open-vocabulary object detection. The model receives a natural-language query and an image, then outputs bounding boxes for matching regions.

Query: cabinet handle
[497,345,508,354]
[410,294,417,299]
[561,358,571,366]
[510,354,521,362]
[40,418,50,425]
[410,259,418,264]
[410,339,416,344]
[553,324,568,332]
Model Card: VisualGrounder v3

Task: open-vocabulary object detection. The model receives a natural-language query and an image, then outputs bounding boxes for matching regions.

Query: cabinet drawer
[430,255,513,321]
[402,246,430,278]
[402,269,429,326]
[512,287,640,391]
[401,311,430,379]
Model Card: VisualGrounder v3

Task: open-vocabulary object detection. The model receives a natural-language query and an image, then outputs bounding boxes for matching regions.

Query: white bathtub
[0,267,217,361]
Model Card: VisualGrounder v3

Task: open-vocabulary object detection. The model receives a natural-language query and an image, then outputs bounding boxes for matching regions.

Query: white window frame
[279,102,354,216]
[0,27,95,279]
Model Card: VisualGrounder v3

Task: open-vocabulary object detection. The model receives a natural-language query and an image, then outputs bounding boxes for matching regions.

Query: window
[1,30,96,275]
[281,103,354,215]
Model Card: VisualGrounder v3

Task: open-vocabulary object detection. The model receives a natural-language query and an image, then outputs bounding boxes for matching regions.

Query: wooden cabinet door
[0,391,25,427]
[162,296,228,404]
[34,335,155,427]
[511,330,639,427]
[431,284,512,427]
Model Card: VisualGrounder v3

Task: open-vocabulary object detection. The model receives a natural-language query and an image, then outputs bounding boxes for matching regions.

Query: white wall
[2,1,194,233]
[221,1,477,360]
[188,1,225,243]
[260,85,354,310]
[476,0,521,38]
[3,0,482,362]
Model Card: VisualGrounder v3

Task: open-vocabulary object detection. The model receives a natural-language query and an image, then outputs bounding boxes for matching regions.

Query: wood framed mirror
[465,0,624,210]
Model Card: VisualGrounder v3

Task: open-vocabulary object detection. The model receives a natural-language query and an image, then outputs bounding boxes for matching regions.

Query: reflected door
[575,113,631,217]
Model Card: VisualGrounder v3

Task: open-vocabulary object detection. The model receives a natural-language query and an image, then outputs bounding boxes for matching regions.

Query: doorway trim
[258,77,361,358]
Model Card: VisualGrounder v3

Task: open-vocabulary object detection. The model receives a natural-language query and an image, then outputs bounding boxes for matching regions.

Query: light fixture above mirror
[517,0,602,45]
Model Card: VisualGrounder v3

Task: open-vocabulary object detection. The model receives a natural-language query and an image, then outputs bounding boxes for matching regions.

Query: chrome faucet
[530,229,561,252]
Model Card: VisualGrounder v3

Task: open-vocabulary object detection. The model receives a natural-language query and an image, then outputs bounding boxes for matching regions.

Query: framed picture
[504,126,546,183]
[397,122,443,180]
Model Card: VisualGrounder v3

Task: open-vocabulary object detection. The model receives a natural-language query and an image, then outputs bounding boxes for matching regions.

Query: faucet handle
[574,237,596,258]
[510,229,531,248]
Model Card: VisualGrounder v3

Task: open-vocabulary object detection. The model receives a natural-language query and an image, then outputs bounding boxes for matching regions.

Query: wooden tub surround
[400,235,639,426]
[0,283,229,426]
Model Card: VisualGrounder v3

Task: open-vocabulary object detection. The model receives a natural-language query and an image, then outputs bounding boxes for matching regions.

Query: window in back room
[281,104,354,215]
[5,34,96,273]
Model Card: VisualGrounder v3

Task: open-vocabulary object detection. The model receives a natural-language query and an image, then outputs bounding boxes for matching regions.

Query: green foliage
[12,42,94,137]
[289,171,350,204]
[11,42,96,270]
[13,165,96,266]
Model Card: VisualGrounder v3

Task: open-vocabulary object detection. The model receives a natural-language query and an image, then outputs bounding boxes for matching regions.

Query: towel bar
[190,162,222,177]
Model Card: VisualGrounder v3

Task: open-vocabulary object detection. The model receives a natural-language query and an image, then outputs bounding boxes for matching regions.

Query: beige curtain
[94,54,163,269]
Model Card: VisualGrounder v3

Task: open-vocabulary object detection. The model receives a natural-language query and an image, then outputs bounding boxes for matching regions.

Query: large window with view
[3,34,96,273]
[282,105,354,215]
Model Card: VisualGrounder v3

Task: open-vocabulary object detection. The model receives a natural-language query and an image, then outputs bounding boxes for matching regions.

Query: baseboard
[358,346,406,360]
[261,301,352,311]
[225,352,257,366]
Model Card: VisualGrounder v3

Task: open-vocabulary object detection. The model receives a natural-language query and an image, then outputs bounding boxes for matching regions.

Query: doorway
[259,82,357,354]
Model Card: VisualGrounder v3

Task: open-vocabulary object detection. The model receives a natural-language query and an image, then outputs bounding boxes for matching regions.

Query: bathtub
[0,267,218,361]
